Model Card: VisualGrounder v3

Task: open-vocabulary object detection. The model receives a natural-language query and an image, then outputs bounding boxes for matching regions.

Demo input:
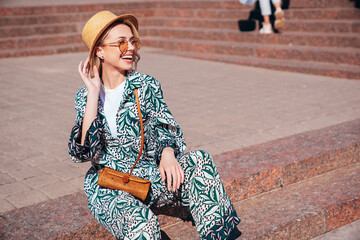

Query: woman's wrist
[87,89,100,99]
[161,147,175,160]
[162,147,174,154]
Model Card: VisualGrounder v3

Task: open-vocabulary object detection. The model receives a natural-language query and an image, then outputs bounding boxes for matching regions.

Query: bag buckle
[123,174,129,183]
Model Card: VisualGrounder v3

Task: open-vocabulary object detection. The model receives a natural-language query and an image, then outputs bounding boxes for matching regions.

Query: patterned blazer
[68,69,186,179]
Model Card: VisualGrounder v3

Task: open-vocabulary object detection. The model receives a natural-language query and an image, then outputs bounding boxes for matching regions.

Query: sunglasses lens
[118,39,141,53]
[119,42,128,53]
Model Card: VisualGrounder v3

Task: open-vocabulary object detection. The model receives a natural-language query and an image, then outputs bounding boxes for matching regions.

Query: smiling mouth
[121,54,133,62]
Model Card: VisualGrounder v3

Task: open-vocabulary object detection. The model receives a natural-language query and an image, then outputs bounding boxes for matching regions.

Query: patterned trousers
[84,150,240,239]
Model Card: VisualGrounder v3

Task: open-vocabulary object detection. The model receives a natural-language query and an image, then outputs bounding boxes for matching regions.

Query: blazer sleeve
[68,87,104,163]
[146,78,186,164]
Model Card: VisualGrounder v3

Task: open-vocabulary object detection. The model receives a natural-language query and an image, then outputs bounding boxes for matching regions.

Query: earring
[101,56,104,59]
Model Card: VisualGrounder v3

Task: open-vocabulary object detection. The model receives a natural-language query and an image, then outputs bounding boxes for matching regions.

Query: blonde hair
[89,20,140,78]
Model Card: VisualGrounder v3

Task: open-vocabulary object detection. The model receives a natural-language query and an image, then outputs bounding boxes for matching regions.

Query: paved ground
[311,219,360,240]
[1,48,360,215]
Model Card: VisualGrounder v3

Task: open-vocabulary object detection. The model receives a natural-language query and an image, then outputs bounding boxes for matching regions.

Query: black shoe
[160,230,171,240]
[228,227,242,240]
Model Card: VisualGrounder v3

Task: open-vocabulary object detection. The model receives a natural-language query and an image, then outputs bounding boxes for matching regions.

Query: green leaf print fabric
[68,70,240,239]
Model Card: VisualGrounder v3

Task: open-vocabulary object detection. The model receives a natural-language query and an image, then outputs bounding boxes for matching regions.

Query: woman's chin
[117,63,133,72]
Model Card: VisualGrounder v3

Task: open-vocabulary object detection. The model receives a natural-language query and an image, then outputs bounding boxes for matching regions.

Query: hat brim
[88,14,138,60]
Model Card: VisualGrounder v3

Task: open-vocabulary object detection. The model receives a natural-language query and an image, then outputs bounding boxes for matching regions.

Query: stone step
[140,17,360,34]
[0,12,92,27]
[150,7,360,20]
[1,6,358,25]
[5,31,358,65]
[0,2,154,16]
[0,43,86,58]
[4,20,359,48]
[142,37,360,66]
[151,0,247,10]
[284,19,360,33]
[290,0,356,8]
[0,0,355,18]
[287,7,360,20]
[4,32,358,66]
[163,162,360,239]
[0,33,81,51]
[0,23,81,38]
[3,15,359,38]
[213,119,360,202]
[0,9,155,27]
[310,219,360,240]
[140,27,360,49]
[1,118,359,239]
[156,49,360,80]
[155,0,355,9]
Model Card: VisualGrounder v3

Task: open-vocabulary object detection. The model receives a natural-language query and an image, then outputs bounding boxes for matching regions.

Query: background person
[259,0,285,34]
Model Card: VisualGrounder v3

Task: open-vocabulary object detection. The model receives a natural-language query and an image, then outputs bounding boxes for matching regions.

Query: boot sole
[274,18,285,30]
[274,10,285,30]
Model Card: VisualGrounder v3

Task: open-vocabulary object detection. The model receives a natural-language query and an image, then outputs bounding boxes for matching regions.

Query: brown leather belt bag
[97,88,150,201]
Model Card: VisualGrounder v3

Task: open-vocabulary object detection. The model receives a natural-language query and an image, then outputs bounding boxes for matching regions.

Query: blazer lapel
[120,69,143,107]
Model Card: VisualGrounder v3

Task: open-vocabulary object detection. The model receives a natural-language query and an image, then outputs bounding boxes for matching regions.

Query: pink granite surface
[0,119,359,239]
[214,118,360,202]
[163,163,360,239]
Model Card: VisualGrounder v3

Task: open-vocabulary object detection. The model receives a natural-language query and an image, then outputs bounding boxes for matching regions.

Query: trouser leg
[178,150,240,239]
[86,186,160,240]
[259,0,272,16]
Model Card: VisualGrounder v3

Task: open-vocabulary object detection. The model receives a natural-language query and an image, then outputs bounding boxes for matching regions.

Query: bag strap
[97,89,144,181]
[128,88,144,177]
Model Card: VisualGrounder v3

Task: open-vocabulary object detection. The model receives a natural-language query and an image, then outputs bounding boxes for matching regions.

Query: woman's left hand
[159,147,184,192]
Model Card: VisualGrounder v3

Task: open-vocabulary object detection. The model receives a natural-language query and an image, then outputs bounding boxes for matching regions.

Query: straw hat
[81,11,139,59]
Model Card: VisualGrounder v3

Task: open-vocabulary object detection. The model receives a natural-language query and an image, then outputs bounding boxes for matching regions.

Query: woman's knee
[179,150,216,179]
[87,191,160,239]
[126,207,160,239]
[183,150,212,164]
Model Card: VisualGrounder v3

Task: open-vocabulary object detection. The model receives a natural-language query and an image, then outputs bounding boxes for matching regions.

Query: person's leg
[84,169,161,239]
[272,0,282,9]
[178,150,241,239]
[259,0,272,16]
[259,0,273,34]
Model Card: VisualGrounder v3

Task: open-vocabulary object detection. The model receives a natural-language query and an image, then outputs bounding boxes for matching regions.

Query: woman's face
[99,24,136,74]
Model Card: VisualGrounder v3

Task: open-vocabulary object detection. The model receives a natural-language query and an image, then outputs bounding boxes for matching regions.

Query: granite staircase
[0,0,359,79]
[1,119,360,239]
[139,0,360,80]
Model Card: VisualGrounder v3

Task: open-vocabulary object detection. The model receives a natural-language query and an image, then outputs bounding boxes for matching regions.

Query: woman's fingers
[166,169,173,191]
[168,165,184,192]
[159,149,184,191]
[78,61,84,75]
[78,61,87,82]
[180,167,184,184]
[174,165,180,191]
[165,166,179,192]
[177,165,184,189]
[172,167,179,192]
[159,166,166,182]
[84,57,90,74]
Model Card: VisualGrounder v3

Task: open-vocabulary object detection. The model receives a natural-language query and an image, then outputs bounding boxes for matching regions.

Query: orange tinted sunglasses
[102,38,141,54]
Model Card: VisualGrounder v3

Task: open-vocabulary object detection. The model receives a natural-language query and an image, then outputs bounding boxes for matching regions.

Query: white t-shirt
[100,81,126,138]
